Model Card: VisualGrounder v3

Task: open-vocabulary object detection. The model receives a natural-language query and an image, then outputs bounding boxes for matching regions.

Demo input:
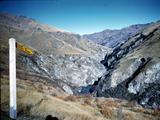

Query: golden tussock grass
[131,107,160,117]
[123,112,134,120]
[57,95,77,102]
[96,99,118,108]
[122,101,136,108]
[100,108,113,119]
[82,98,92,106]
[29,97,106,120]
[1,76,160,120]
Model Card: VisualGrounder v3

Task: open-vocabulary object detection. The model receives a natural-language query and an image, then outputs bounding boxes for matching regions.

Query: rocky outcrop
[128,62,160,109]
[101,23,159,69]
[95,22,160,109]
[16,52,106,94]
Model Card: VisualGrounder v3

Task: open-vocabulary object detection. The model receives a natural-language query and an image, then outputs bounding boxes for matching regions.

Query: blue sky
[0,0,160,35]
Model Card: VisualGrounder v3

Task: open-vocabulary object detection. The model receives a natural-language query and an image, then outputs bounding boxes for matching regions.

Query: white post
[9,38,17,119]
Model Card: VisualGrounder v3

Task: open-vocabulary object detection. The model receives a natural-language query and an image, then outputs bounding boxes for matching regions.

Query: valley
[0,13,160,120]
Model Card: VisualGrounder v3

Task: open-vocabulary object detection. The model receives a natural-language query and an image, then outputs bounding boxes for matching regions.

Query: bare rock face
[109,58,145,88]
[128,62,160,109]
[18,53,106,94]
[128,62,160,94]
[96,21,160,109]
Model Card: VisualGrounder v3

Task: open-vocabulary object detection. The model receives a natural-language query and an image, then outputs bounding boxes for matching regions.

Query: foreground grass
[1,75,160,120]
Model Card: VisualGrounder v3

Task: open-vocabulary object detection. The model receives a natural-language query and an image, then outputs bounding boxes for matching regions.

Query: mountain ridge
[94,21,160,109]
[0,13,111,95]
[1,13,160,120]
[83,23,151,48]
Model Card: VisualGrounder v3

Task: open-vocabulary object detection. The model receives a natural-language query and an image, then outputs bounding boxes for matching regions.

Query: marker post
[9,38,17,119]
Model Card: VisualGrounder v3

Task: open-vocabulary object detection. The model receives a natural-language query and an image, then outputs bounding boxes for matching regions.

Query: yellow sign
[16,42,34,55]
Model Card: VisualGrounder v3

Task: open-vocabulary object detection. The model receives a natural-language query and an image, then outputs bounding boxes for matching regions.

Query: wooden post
[9,38,17,119]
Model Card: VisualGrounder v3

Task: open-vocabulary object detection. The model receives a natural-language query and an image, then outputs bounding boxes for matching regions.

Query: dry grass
[83,98,92,106]
[100,108,114,119]
[63,112,93,120]
[30,97,106,120]
[124,101,136,108]
[131,107,160,117]
[123,112,134,120]
[1,76,107,120]
[95,99,117,119]
[1,75,160,120]
[96,99,118,108]
[57,95,77,102]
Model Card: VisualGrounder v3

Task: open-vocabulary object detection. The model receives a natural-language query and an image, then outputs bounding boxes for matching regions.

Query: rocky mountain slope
[0,13,112,94]
[1,13,160,120]
[0,13,111,58]
[83,23,150,48]
[93,21,160,109]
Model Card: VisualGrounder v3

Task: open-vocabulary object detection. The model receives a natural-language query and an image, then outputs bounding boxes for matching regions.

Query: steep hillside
[0,13,112,94]
[1,13,160,120]
[0,13,111,58]
[94,21,160,109]
[83,24,150,48]
[0,13,64,32]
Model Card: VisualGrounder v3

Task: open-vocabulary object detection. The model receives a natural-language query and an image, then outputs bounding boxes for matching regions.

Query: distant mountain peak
[83,23,151,48]
[0,12,67,33]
